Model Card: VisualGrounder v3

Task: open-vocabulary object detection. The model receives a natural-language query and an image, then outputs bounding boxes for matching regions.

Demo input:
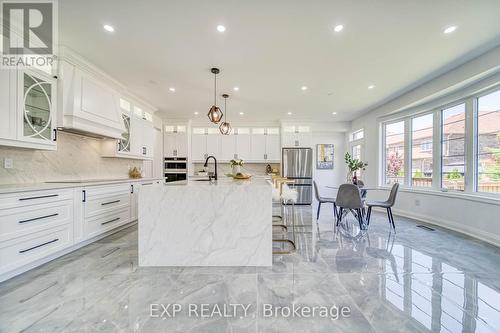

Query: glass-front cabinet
[118,98,132,154]
[18,69,57,146]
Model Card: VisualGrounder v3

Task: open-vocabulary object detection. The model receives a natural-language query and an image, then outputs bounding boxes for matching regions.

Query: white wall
[350,45,500,246]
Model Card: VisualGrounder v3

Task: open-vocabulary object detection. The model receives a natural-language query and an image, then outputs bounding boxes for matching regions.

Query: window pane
[477,90,500,193]
[385,121,405,185]
[412,114,433,187]
[350,129,364,141]
[352,144,361,160]
[442,104,465,191]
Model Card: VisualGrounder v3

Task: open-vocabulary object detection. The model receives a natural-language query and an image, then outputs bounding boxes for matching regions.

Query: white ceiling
[59,0,500,122]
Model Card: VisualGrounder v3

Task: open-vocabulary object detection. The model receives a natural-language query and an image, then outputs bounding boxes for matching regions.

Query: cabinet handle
[53,128,57,142]
[19,238,59,254]
[101,200,120,206]
[294,140,299,147]
[142,183,153,186]
[101,217,120,225]
[130,185,134,194]
[82,190,86,203]
[19,194,58,201]
[142,147,147,155]
[19,213,59,224]
[264,154,267,160]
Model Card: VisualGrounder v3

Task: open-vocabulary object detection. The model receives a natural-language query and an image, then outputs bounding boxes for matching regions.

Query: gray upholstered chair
[313,181,337,221]
[335,184,366,229]
[366,183,399,232]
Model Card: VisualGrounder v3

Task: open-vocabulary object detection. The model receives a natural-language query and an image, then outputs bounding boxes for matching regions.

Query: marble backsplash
[0,132,143,185]
[192,163,280,176]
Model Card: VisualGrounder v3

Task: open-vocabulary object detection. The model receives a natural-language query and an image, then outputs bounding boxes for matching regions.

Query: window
[236,128,249,134]
[350,129,364,141]
[266,128,280,135]
[476,89,500,193]
[441,104,466,191]
[252,128,265,135]
[352,144,361,160]
[384,121,405,185]
[411,114,433,187]
[119,98,131,112]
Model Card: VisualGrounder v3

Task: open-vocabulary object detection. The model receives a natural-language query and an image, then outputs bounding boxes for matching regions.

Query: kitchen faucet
[204,155,218,181]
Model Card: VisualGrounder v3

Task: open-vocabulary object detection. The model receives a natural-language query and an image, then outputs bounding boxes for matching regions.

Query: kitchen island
[138,177,272,266]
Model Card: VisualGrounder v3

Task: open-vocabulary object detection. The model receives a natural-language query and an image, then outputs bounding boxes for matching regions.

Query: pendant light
[207,68,223,124]
[219,94,232,135]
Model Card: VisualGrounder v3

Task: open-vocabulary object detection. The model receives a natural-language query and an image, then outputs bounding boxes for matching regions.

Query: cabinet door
[130,116,142,156]
[0,69,15,140]
[18,69,57,145]
[117,113,131,153]
[220,134,236,161]
[142,121,154,158]
[206,134,220,158]
[235,134,251,161]
[176,132,188,157]
[265,134,281,162]
[191,134,207,162]
[80,74,121,126]
[130,184,138,221]
[250,134,266,161]
[164,133,177,157]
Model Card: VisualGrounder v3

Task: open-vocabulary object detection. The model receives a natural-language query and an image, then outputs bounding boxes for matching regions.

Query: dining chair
[335,184,366,230]
[366,183,399,232]
[313,181,337,221]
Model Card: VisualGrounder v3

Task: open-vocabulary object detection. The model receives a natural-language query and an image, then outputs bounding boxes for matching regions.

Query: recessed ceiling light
[194,111,199,115]
[239,112,244,115]
[333,24,344,32]
[233,86,239,91]
[103,24,115,32]
[332,112,337,115]
[217,25,226,32]
[443,26,457,34]
[368,85,375,90]
[301,86,308,91]
[169,87,175,92]
[287,111,293,115]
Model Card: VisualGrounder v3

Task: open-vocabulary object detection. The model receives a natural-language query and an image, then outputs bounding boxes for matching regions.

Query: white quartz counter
[139,176,272,266]
[0,178,163,194]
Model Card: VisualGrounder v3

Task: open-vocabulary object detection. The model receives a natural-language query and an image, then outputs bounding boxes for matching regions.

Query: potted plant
[229,159,244,175]
[344,152,368,183]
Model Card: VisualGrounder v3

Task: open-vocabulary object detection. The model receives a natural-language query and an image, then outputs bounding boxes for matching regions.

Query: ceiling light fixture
[368,85,375,90]
[219,94,232,135]
[103,24,115,32]
[332,112,337,115]
[239,112,244,115]
[443,26,457,34]
[287,111,292,115]
[233,86,239,91]
[217,25,226,32]
[333,24,344,32]
[169,87,175,92]
[207,68,223,124]
[301,86,308,91]
[194,111,199,115]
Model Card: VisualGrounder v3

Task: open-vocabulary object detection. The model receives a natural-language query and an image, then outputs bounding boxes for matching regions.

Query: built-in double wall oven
[164,157,187,183]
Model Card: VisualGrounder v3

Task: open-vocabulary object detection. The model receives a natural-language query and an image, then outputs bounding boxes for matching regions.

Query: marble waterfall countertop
[139,176,272,266]
[0,178,163,194]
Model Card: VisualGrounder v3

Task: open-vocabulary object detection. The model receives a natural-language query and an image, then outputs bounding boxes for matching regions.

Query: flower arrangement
[229,159,244,167]
[344,152,368,182]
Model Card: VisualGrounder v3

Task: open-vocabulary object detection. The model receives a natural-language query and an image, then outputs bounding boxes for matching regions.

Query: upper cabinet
[282,125,312,148]
[58,59,125,139]
[164,125,188,157]
[190,127,280,163]
[0,67,57,150]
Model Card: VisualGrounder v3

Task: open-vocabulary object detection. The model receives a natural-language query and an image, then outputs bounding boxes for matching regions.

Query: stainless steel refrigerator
[282,147,313,205]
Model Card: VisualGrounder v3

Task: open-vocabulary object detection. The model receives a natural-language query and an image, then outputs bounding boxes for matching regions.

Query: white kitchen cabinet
[130,180,161,221]
[250,128,281,162]
[191,131,207,162]
[129,116,154,159]
[235,133,251,161]
[282,126,312,148]
[58,57,125,139]
[220,134,236,161]
[0,67,57,150]
[206,132,220,158]
[265,133,281,162]
[164,125,188,157]
[250,132,266,161]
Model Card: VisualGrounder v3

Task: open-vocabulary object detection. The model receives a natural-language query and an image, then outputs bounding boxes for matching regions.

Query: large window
[441,104,466,191]
[411,114,433,187]
[384,121,405,185]
[476,90,500,193]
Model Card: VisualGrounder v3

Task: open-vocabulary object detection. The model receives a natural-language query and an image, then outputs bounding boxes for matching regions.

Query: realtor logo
[1,0,57,68]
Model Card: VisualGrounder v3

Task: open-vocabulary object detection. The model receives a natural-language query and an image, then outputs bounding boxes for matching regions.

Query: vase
[232,165,241,175]
[346,171,353,183]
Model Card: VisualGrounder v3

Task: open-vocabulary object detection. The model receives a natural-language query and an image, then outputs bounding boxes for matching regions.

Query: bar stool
[273,183,298,254]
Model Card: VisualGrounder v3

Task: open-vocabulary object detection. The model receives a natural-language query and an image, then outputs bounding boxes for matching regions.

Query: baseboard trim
[374,207,500,248]
[0,221,138,283]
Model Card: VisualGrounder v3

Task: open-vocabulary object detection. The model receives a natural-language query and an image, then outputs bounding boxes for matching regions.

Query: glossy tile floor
[1,204,500,332]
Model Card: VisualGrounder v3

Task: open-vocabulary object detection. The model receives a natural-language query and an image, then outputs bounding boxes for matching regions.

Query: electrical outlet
[4,158,13,169]
[414,199,420,207]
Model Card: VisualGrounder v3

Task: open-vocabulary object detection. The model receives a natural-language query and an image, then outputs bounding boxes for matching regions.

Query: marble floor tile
[1,204,499,332]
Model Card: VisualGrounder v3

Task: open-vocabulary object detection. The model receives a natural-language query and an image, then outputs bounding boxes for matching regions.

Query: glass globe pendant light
[207,68,223,123]
[219,94,232,135]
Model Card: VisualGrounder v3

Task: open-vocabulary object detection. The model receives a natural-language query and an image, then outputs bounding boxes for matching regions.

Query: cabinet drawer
[84,208,130,239]
[84,192,130,218]
[0,189,73,210]
[0,224,73,275]
[0,200,73,243]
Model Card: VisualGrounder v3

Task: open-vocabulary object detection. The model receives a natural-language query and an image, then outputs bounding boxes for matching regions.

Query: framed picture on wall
[317,144,334,169]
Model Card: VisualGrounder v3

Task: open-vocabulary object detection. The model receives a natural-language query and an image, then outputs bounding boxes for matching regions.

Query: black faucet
[204,155,218,181]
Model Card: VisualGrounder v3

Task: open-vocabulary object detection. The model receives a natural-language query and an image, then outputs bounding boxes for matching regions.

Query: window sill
[375,186,500,205]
